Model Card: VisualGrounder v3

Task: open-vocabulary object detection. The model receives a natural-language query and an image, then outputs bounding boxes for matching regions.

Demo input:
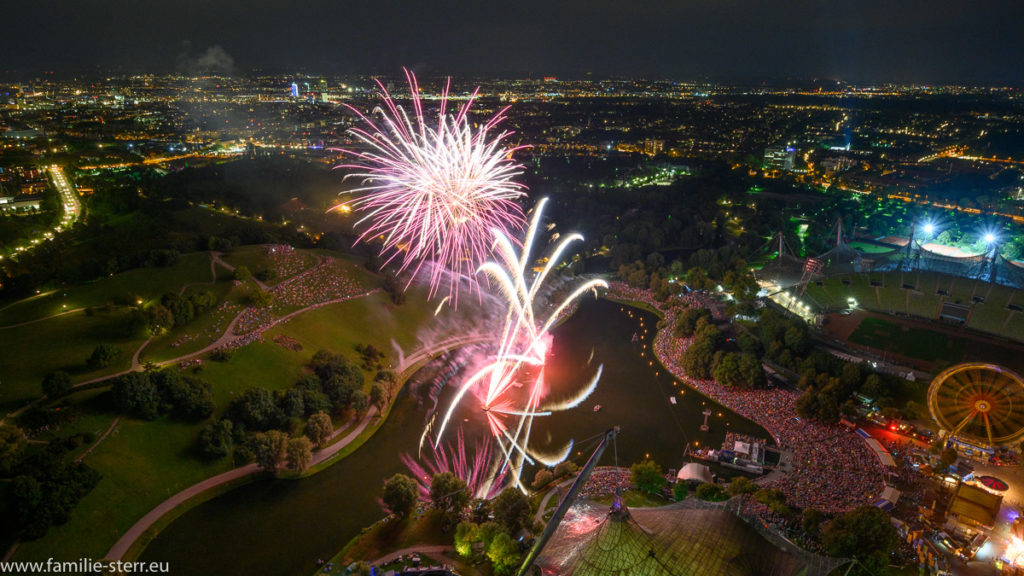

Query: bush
[630,460,667,494]
[531,469,554,489]
[695,482,727,501]
[86,344,122,370]
[41,371,72,398]
[553,460,578,478]
[198,420,233,459]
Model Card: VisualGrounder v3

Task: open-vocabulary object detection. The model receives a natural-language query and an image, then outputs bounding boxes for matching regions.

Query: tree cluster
[146,289,218,332]
[0,424,101,541]
[111,370,215,421]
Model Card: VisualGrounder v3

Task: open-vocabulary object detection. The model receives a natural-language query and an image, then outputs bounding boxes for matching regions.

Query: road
[48,164,81,232]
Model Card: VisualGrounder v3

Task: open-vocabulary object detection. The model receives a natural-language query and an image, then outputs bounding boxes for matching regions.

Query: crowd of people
[579,467,633,498]
[607,282,886,515]
[263,244,316,281]
[234,257,374,335]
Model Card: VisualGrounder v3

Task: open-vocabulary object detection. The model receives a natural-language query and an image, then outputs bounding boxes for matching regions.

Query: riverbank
[606,282,886,514]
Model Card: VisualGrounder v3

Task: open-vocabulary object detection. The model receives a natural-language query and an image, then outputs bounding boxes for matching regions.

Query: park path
[210,251,270,292]
[367,545,479,575]
[0,307,85,330]
[75,416,121,463]
[106,405,379,561]
[0,289,57,315]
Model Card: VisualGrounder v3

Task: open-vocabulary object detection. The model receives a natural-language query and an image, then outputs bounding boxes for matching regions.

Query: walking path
[75,416,121,463]
[0,307,85,330]
[211,251,270,292]
[106,406,379,561]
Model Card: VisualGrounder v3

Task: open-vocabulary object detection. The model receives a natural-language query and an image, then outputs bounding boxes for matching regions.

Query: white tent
[677,463,713,484]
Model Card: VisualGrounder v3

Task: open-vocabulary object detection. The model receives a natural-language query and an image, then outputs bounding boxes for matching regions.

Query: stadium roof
[536,499,829,576]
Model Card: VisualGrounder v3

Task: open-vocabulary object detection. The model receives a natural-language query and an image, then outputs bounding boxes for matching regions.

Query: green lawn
[13,414,232,563]
[848,317,964,363]
[0,252,215,326]
[0,309,148,413]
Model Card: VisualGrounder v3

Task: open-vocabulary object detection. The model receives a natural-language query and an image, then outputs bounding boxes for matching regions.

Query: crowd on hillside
[234,258,374,335]
[607,282,885,514]
[263,244,315,281]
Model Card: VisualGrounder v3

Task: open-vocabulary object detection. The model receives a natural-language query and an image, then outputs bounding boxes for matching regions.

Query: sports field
[848,317,964,363]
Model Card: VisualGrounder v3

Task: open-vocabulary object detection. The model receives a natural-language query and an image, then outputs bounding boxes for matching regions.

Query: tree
[673,307,712,338]
[712,352,744,387]
[0,423,26,474]
[672,481,688,501]
[305,412,333,447]
[728,476,757,496]
[802,508,826,538]
[286,437,313,472]
[939,447,959,471]
[531,468,554,490]
[487,532,522,576]
[229,388,284,431]
[234,265,252,282]
[695,482,727,501]
[382,473,419,519]
[87,344,122,370]
[822,505,898,574]
[553,460,579,477]
[198,420,233,459]
[630,460,667,495]
[430,472,469,527]
[351,390,369,414]
[112,372,161,420]
[370,383,388,412]
[41,371,72,398]
[492,487,534,536]
[455,521,479,557]
[146,304,174,332]
[862,373,885,399]
[247,288,274,308]
[249,430,288,471]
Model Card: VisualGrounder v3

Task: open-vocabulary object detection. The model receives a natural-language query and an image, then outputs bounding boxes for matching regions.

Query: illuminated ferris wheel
[927,363,1024,448]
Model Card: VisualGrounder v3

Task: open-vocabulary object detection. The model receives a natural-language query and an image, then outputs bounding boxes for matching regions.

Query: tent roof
[537,501,808,576]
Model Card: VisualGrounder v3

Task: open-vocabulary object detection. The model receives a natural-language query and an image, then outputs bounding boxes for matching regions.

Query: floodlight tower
[984,232,1000,283]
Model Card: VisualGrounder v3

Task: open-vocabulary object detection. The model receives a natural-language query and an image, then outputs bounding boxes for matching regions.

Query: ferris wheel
[927,363,1024,448]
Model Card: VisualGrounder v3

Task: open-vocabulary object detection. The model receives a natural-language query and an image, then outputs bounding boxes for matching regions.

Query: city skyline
[2,0,1024,85]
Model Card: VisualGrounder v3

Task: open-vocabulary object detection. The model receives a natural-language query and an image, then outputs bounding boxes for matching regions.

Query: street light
[923,222,935,235]
[984,232,997,245]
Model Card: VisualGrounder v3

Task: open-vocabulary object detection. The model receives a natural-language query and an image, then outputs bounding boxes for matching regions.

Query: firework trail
[334,70,528,304]
[430,197,608,492]
[402,428,507,500]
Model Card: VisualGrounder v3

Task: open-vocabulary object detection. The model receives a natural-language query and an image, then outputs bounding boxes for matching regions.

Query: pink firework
[401,428,507,500]
[334,70,528,303]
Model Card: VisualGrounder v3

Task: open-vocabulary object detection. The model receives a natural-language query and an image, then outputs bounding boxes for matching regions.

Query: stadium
[756,230,1024,346]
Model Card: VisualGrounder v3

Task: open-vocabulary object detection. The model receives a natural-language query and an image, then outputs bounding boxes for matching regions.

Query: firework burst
[335,70,528,303]
[430,198,608,492]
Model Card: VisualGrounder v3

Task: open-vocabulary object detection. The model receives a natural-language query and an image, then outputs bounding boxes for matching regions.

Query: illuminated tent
[536,499,843,576]
[677,463,713,484]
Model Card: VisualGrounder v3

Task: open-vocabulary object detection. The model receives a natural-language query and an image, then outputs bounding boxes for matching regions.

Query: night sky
[3,0,1023,84]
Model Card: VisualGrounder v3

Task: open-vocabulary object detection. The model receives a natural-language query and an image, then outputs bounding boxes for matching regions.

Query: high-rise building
[290,82,299,98]
[764,145,796,171]
[643,139,664,156]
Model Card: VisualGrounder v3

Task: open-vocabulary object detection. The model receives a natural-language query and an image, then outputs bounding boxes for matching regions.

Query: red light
[890,425,897,431]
